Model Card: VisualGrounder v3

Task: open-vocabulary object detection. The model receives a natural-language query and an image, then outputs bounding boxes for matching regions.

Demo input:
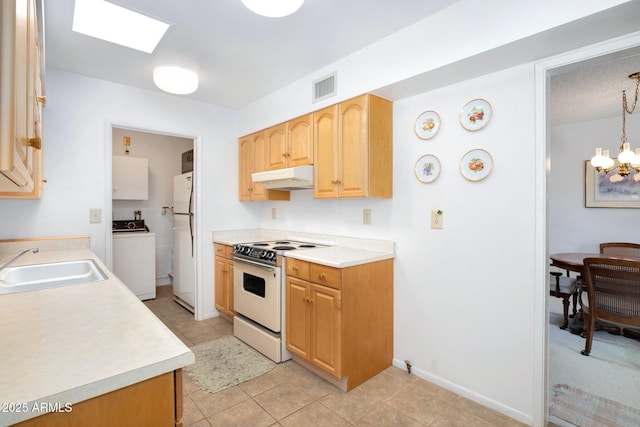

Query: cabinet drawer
[286,258,309,280]
[214,243,233,259]
[310,263,340,289]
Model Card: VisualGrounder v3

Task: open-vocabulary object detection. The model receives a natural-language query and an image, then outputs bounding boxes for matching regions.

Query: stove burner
[275,241,291,244]
[272,246,295,250]
[298,244,316,248]
[252,243,269,246]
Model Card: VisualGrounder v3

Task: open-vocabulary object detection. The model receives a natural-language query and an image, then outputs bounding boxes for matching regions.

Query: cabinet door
[310,284,342,377]
[313,105,339,199]
[288,114,313,167]
[214,256,227,313]
[0,0,38,195]
[251,131,268,200]
[238,135,253,200]
[338,95,368,198]
[112,156,148,200]
[286,277,310,359]
[265,123,288,170]
[215,256,234,317]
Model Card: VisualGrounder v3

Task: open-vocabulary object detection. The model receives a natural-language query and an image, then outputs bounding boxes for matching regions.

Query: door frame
[104,120,203,319]
[534,31,640,426]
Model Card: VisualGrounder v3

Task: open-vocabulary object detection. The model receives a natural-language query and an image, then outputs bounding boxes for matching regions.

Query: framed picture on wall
[585,160,640,208]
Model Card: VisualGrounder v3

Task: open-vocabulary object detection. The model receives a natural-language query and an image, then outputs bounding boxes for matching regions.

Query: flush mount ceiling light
[73,0,169,53]
[153,66,199,95]
[240,0,304,17]
[590,72,640,182]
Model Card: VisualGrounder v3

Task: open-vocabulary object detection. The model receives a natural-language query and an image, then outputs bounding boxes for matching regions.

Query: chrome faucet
[0,247,39,272]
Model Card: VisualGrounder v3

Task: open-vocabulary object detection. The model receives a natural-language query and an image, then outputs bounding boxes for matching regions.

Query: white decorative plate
[414,154,441,183]
[414,111,441,140]
[460,149,493,182]
[460,99,492,131]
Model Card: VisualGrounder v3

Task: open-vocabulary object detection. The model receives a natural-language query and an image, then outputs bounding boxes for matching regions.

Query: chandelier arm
[623,74,640,114]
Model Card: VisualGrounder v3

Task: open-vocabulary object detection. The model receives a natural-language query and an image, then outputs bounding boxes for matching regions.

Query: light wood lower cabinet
[14,370,184,427]
[285,257,393,391]
[214,243,234,320]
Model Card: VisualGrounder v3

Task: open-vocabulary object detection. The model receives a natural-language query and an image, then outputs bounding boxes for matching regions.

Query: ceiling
[44,1,640,124]
[44,0,460,109]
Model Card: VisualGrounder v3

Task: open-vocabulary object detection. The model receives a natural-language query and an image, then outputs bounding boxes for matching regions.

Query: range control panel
[112,220,147,232]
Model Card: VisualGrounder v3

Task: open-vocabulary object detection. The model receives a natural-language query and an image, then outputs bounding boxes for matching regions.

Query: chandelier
[590,72,640,182]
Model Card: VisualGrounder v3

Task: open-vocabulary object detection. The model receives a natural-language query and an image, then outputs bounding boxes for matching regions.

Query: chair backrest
[599,242,640,258]
[582,257,640,327]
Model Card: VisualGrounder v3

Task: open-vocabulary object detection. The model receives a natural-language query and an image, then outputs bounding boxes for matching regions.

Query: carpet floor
[185,336,276,394]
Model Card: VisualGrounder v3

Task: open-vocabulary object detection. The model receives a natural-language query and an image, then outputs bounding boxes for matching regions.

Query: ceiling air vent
[313,72,337,103]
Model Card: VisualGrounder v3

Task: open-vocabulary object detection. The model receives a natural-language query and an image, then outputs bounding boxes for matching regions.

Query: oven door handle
[233,257,277,271]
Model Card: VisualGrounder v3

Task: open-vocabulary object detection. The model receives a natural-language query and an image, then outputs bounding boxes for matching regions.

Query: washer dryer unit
[112,220,156,300]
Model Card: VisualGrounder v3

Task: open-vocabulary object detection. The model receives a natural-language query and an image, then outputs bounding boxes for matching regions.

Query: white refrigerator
[172,172,195,312]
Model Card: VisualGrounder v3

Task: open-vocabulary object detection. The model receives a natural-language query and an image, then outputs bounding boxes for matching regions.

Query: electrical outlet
[90,208,102,224]
[431,210,443,229]
[363,208,372,225]
[271,207,277,220]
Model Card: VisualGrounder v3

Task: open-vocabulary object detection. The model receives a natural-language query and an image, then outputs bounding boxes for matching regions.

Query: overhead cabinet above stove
[238,93,392,201]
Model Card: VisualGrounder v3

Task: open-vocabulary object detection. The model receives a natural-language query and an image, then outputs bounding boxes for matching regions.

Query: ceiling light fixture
[153,66,199,95]
[72,0,169,53]
[590,72,640,182]
[240,0,304,18]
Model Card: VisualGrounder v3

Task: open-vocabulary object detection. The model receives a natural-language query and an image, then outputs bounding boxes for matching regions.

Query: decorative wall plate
[414,111,441,140]
[460,99,492,131]
[414,154,441,183]
[460,149,493,182]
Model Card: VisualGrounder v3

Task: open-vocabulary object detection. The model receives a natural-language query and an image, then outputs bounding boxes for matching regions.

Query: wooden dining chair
[580,257,640,356]
[549,271,578,329]
[599,242,640,257]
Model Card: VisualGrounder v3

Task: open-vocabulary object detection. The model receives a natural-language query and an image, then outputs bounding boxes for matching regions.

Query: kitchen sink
[0,259,107,294]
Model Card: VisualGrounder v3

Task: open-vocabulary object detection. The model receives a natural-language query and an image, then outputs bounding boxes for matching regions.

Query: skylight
[72,0,169,53]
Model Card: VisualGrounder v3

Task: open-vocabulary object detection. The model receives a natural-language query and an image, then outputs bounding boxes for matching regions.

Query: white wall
[247,64,537,421]
[549,116,640,253]
[111,128,193,283]
[0,69,257,319]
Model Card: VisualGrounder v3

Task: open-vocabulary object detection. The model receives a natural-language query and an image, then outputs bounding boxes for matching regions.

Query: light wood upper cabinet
[266,114,314,171]
[313,105,339,198]
[0,0,45,198]
[238,132,290,201]
[314,94,392,199]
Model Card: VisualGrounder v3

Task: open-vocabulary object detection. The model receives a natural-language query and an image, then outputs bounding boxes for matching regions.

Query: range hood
[251,165,313,190]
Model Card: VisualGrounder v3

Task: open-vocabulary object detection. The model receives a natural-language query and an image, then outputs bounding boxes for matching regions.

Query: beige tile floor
[145,286,531,427]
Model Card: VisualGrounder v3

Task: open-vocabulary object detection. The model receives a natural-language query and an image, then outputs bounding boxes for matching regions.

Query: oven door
[233,258,281,333]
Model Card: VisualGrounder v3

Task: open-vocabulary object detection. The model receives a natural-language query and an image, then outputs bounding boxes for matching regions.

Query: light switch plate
[90,208,102,224]
[431,210,443,229]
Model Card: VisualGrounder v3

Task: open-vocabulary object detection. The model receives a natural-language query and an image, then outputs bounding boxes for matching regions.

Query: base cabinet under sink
[13,370,183,427]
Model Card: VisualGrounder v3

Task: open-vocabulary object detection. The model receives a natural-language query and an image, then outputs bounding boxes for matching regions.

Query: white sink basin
[0,259,107,294]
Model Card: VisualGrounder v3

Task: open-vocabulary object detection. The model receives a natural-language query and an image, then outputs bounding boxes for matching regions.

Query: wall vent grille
[313,72,337,103]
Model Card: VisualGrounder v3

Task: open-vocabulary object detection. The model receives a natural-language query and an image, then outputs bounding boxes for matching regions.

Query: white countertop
[0,249,194,425]
[284,246,394,268]
[212,228,395,268]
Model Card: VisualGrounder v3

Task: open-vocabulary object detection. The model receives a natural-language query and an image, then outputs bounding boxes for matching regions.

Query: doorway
[109,126,197,315]
[539,35,640,426]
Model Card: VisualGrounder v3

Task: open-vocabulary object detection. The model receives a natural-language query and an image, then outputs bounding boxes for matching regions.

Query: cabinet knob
[28,137,42,150]
[37,96,46,104]
[292,266,298,271]
[319,273,326,279]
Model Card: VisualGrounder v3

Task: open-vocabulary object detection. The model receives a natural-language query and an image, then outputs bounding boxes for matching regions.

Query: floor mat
[550,384,640,427]
[185,336,275,394]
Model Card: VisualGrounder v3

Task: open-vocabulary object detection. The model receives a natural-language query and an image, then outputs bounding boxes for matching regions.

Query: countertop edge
[5,352,194,425]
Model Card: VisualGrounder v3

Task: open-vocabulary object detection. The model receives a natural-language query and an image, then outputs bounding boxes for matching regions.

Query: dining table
[549,252,640,335]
